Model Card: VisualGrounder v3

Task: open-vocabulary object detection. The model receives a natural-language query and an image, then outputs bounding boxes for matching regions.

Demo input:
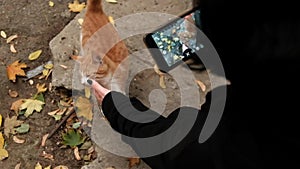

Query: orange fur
[79,0,129,90]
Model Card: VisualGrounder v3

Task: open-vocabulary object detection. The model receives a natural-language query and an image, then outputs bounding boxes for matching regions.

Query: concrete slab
[50,1,229,169]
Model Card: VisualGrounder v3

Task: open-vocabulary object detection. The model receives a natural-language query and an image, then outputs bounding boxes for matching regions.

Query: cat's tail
[87,0,104,13]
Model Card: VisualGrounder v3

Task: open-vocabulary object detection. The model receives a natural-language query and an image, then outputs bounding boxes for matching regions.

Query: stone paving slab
[50,1,193,169]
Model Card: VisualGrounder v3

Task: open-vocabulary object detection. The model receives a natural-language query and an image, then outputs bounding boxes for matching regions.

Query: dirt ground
[0,0,91,168]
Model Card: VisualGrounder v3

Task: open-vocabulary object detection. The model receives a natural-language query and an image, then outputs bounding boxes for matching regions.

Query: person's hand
[87,79,111,104]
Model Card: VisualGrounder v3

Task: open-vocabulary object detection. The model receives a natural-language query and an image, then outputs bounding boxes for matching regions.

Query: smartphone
[144,8,202,72]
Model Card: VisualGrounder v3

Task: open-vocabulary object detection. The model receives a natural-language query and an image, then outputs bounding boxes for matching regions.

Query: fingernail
[87,79,93,85]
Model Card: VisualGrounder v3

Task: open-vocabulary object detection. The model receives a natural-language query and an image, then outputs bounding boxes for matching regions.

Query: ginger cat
[78,0,129,92]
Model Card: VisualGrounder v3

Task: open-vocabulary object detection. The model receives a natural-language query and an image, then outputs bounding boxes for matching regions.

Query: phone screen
[150,9,202,67]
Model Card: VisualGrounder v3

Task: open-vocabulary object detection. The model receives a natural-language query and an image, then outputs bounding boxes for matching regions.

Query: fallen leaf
[6,60,27,82]
[78,18,84,25]
[19,99,45,117]
[6,34,18,43]
[0,30,7,38]
[36,83,47,94]
[49,1,55,7]
[74,146,81,160]
[74,97,93,121]
[159,75,166,89]
[195,80,206,92]
[10,99,24,114]
[62,129,84,148]
[15,123,30,134]
[35,162,43,169]
[85,86,91,98]
[44,63,53,69]
[4,116,23,137]
[106,0,118,4]
[128,157,141,168]
[54,165,68,169]
[87,146,95,154]
[0,133,4,148]
[8,89,18,98]
[44,165,51,169]
[15,163,21,169]
[13,136,25,144]
[41,133,49,147]
[68,0,86,13]
[0,148,8,161]
[28,49,42,61]
[41,151,54,161]
[10,44,17,53]
[108,16,115,26]
[60,64,68,69]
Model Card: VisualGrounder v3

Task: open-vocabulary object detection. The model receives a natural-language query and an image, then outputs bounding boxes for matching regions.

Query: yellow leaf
[35,162,43,169]
[44,63,53,69]
[0,133,4,148]
[43,69,49,76]
[36,83,47,94]
[44,165,51,169]
[108,16,115,26]
[6,34,18,43]
[49,1,55,7]
[68,0,86,13]
[20,99,45,117]
[4,116,23,137]
[0,148,8,161]
[74,96,93,121]
[0,30,7,38]
[78,18,84,25]
[0,115,2,127]
[28,49,42,61]
[106,0,118,4]
[6,60,27,82]
[85,86,91,98]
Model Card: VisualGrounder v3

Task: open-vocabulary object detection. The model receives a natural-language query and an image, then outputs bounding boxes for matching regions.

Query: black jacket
[102,0,300,168]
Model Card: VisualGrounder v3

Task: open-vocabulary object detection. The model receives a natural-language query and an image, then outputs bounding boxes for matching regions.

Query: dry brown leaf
[159,75,166,89]
[41,133,49,147]
[10,99,24,114]
[74,146,81,160]
[7,34,18,43]
[195,80,206,92]
[74,97,93,121]
[41,151,54,161]
[4,116,23,137]
[8,89,18,98]
[10,44,17,53]
[68,0,86,13]
[128,157,141,168]
[6,60,27,82]
[13,136,25,144]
